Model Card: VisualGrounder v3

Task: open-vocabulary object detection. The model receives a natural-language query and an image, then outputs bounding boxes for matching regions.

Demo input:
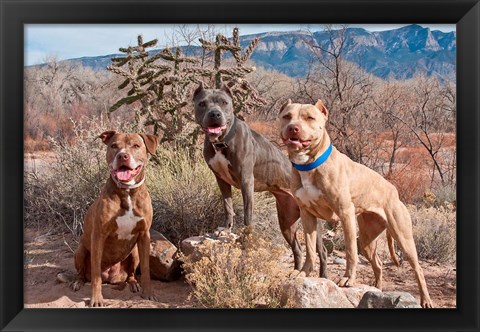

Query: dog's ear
[279,99,292,115]
[315,99,329,118]
[140,134,159,155]
[220,83,233,99]
[99,131,116,145]
[193,82,205,99]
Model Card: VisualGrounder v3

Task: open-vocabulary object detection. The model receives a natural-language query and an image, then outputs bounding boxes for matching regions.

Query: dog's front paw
[128,280,142,293]
[289,269,306,279]
[70,279,85,292]
[214,227,231,237]
[141,292,158,302]
[337,276,356,287]
[89,294,105,307]
[421,297,434,308]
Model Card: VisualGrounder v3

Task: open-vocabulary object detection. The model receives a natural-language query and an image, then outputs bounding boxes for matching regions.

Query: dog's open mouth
[284,137,312,148]
[203,124,227,136]
[112,165,142,182]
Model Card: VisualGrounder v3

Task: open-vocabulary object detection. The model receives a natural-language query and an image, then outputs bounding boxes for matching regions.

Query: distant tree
[300,25,376,164]
[387,75,454,185]
[372,80,410,176]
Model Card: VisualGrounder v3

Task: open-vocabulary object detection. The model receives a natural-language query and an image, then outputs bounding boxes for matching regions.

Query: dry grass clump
[147,149,224,245]
[180,227,289,308]
[24,115,133,235]
[409,204,456,264]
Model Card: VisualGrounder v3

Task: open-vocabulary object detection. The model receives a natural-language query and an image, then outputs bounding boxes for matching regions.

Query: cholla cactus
[107,35,200,147]
[197,27,267,117]
[107,27,265,147]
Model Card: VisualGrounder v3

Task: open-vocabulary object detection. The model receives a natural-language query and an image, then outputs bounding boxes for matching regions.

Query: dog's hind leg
[272,191,303,270]
[386,202,433,308]
[316,221,328,278]
[71,243,89,291]
[357,213,386,289]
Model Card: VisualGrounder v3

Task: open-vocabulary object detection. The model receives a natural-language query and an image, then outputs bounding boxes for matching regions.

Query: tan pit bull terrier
[71,131,158,307]
[278,99,433,308]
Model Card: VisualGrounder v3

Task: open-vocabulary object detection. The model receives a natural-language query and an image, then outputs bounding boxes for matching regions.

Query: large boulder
[280,277,382,308]
[149,229,182,281]
[358,291,421,308]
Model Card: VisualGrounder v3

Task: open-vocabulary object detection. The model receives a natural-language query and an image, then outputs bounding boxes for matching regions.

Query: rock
[180,232,239,261]
[149,229,182,281]
[333,257,346,265]
[358,291,422,308]
[281,277,387,308]
[281,277,354,308]
[340,284,381,307]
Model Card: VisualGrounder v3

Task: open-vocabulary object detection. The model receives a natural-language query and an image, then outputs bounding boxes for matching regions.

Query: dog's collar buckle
[212,142,229,150]
[292,144,333,171]
[210,117,237,151]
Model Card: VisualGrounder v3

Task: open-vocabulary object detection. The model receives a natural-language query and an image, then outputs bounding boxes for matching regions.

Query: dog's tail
[387,232,401,267]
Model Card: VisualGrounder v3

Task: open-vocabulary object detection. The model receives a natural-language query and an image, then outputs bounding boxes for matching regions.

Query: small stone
[149,229,182,281]
[334,257,346,265]
[358,291,421,308]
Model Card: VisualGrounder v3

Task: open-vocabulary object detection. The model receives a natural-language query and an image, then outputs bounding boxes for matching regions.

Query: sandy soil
[24,228,456,309]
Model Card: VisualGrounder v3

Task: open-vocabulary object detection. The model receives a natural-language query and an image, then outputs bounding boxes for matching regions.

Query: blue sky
[24,24,455,66]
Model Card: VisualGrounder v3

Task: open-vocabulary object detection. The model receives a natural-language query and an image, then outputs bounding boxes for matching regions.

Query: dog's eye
[198,101,206,107]
[133,144,141,149]
[222,100,228,105]
[111,143,118,149]
[307,116,316,121]
[282,114,292,120]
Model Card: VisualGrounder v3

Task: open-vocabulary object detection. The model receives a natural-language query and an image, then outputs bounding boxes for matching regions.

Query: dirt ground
[23,227,456,309]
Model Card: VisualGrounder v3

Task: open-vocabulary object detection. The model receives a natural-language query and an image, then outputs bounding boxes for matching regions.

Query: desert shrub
[180,227,289,308]
[430,185,456,208]
[24,115,135,235]
[387,162,430,205]
[148,148,225,245]
[409,205,456,264]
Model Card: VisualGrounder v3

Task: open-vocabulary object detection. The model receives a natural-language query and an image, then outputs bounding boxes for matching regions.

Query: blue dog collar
[292,144,333,171]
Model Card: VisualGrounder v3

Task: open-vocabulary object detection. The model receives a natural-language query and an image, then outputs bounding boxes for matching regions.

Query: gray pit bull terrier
[193,82,327,274]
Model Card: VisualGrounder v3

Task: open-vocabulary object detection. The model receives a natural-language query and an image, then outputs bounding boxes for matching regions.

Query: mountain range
[55,24,456,81]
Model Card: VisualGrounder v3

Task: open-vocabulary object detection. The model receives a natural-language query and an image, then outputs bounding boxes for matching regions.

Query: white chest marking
[292,152,310,164]
[208,151,236,186]
[295,172,322,208]
[115,195,142,240]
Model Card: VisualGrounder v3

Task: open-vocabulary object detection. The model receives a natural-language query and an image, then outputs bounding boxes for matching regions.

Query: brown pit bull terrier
[278,99,433,308]
[71,131,159,307]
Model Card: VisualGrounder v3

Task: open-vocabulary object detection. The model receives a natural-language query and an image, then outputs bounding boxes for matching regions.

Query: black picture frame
[1,0,479,331]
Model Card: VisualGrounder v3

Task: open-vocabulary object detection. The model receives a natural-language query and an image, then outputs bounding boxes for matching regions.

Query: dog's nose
[208,110,222,120]
[288,125,300,133]
[117,152,130,161]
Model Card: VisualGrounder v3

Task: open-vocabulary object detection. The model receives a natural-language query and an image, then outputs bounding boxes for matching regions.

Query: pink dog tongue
[117,169,133,181]
[205,126,225,134]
